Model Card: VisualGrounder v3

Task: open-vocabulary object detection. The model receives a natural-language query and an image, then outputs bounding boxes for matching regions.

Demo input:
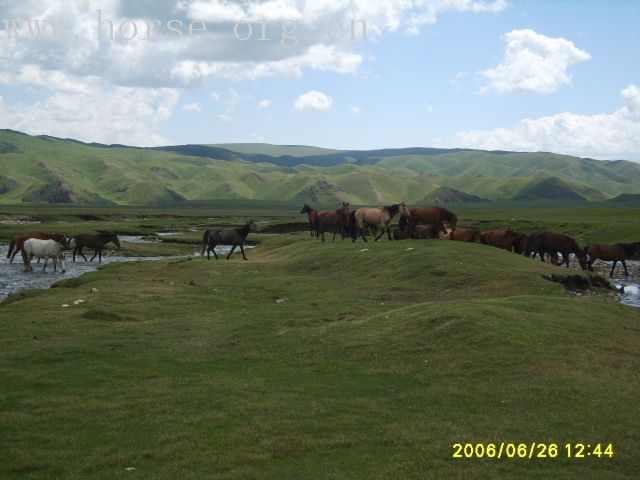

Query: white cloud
[294,90,333,111]
[215,88,250,122]
[351,106,362,116]
[0,87,179,146]
[181,102,202,112]
[480,29,591,94]
[447,85,640,160]
[450,71,468,92]
[258,99,272,109]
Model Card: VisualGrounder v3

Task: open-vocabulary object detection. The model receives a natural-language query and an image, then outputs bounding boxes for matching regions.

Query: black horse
[72,233,121,262]
[200,220,259,260]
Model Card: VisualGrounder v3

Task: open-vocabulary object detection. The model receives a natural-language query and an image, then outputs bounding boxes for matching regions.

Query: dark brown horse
[449,227,481,243]
[7,232,69,263]
[300,204,318,237]
[525,231,587,270]
[72,233,120,262]
[480,229,524,252]
[585,243,640,277]
[201,220,259,260]
[408,206,457,236]
[316,202,350,242]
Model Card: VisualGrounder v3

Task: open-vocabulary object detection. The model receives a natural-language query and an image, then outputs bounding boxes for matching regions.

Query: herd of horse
[300,203,640,278]
[6,232,121,273]
[4,206,639,279]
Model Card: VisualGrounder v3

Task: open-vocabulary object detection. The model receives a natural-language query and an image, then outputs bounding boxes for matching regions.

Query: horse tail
[200,230,209,256]
[7,239,15,258]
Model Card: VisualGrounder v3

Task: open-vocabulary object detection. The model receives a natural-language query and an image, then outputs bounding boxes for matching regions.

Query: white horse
[22,238,66,273]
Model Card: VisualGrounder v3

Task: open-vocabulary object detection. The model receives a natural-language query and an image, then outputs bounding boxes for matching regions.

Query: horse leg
[90,249,98,262]
[360,227,368,242]
[387,225,393,241]
[374,227,385,241]
[538,250,545,262]
[79,247,88,262]
[332,225,337,242]
[610,261,617,277]
[240,243,248,260]
[622,260,629,276]
[227,244,237,260]
[43,257,48,272]
[99,248,102,262]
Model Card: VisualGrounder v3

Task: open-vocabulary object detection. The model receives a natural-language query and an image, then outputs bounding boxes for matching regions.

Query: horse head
[300,204,312,214]
[574,247,588,270]
[109,233,121,248]
[340,202,350,216]
[248,220,260,233]
[57,251,66,273]
[399,201,410,218]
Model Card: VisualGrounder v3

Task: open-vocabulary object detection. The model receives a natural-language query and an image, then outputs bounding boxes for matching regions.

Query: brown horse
[300,204,318,237]
[72,233,121,262]
[413,224,439,239]
[449,227,480,243]
[585,243,640,277]
[408,206,457,236]
[354,202,409,242]
[480,229,523,252]
[525,231,587,270]
[316,202,350,242]
[7,232,69,263]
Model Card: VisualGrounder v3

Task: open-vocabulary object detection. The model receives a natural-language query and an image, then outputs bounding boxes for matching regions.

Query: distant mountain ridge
[0,129,639,206]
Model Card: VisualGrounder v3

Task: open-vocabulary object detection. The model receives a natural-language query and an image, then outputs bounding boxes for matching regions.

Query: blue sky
[0,1,639,159]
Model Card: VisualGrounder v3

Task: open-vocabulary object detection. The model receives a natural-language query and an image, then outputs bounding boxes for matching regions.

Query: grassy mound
[0,234,638,479]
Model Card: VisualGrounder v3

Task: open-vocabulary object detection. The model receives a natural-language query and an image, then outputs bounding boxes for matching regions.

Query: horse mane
[617,243,640,256]
[384,204,400,216]
[443,209,457,222]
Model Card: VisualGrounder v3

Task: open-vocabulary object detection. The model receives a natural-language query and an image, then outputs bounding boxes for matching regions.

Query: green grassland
[0,205,639,479]
[2,130,640,206]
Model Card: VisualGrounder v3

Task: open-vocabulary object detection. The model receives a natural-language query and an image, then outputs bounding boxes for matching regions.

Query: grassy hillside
[0,231,638,479]
[1,130,640,206]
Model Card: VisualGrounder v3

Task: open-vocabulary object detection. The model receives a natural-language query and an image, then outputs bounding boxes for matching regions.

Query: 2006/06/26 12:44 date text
[452,443,614,459]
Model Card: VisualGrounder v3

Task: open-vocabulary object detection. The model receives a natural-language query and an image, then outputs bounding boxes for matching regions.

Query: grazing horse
[449,227,481,243]
[525,231,587,270]
[73,233,121,262]
[200,220,259,260]
[585,243,640,277]
[408,207,457,236]
[7,232,69,263]
[353,202,410,242]
[21,238,66,273]
[480,229,523,252]
[300,204,318,237]
[316,202,350,242]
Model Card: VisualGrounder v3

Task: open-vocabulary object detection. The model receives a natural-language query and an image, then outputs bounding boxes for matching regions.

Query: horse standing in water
[201,220,259,260]
[525,231,588,270]
[353,202,409,242]
[7,232,69,263]
[316,202,350,242]
[585,243,640,277]
[72,233,120,262]
[21,238,66,273]
[300,204,318,237]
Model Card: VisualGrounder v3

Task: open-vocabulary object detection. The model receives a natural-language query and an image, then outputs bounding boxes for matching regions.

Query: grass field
[0,205,639,479]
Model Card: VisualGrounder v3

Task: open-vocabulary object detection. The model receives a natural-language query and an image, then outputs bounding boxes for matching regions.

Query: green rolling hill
[1,129,639,206]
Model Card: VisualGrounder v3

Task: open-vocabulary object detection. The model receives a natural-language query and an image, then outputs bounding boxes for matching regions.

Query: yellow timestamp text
[452,443,614,459]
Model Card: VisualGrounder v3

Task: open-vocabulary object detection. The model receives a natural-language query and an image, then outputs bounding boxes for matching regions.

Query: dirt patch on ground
[543,273,614,292]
